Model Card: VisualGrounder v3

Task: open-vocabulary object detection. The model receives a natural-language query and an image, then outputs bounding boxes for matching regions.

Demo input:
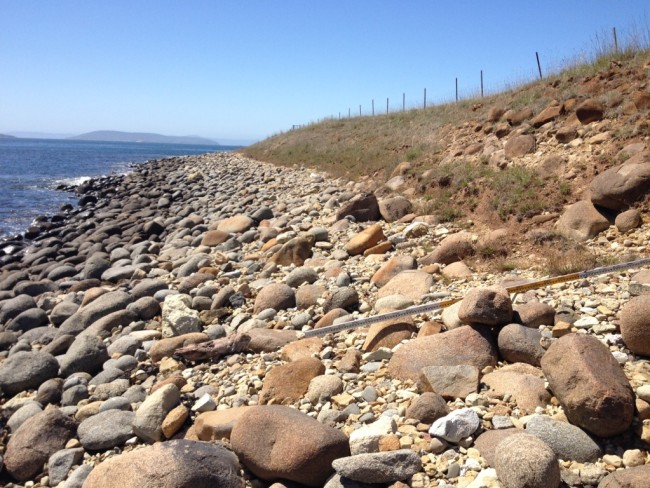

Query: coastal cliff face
[0,149,649,487]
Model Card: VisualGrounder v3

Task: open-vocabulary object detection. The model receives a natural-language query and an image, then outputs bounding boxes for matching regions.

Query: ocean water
[0,138,237,240]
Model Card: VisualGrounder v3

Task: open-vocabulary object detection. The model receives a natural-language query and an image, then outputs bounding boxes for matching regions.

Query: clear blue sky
[1,1,648,143]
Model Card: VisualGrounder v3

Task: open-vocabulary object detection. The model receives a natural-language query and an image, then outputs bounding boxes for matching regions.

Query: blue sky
[1,1,648,144]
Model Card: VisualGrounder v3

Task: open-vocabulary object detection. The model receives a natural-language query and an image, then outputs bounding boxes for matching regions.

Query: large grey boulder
[59,335,109,377]
[0,351,60,396]
[58,290,132,335]
[82,440,244,488]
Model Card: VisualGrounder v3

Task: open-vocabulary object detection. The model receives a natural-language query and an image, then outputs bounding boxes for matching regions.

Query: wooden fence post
[480,70,484,97]
[402,93,405,111]
[613,27,618,53]
[424,88,427,108]
[455,78,458,102]
[536,52,543,79]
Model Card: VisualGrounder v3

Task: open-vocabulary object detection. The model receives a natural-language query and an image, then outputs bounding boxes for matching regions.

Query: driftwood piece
[174,332,252,362]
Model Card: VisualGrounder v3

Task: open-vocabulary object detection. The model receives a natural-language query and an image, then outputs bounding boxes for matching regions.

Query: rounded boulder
[82,439,244,488]
[620,295,650,356]
[230,405,350,487]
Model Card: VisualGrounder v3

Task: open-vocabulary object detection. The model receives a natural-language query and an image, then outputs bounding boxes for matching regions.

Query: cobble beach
[1,151,649,487]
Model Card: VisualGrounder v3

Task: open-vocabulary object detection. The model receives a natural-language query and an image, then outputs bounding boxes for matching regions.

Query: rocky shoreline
[1,151,649,487]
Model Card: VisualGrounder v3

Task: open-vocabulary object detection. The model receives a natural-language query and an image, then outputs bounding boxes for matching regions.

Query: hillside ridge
[242,49,650,237]
[69,130,218,145]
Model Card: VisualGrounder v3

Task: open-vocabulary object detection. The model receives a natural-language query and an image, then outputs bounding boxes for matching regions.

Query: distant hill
[69,130,218,145]
[0,133,17,139]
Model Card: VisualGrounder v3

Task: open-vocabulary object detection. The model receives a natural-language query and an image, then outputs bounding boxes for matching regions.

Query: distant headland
[68,130,219,145]
[0,133,17,139]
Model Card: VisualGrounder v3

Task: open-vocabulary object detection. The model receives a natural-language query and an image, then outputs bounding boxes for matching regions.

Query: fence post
[348,108,351,118]
[359,105,362,116]
[480,70,484,97]
[455,78,458,102]
[372,99,375,116]
[424,88,427,108]
[402,93,405,111]
[536,52,543,80]
[613,27,618,53]
[386,97,389,114]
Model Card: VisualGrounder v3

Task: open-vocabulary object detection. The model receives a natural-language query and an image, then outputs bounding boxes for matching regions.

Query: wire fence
[291,25,648,129]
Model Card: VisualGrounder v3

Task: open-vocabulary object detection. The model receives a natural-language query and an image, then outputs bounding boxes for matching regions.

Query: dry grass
[541,244,621,276]
[240,27,650,229]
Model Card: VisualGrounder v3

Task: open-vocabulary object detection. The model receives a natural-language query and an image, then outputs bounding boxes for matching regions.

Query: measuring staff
[301,257,650,339]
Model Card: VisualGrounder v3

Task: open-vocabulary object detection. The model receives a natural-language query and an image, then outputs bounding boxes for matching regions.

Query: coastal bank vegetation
[242,26,650,241]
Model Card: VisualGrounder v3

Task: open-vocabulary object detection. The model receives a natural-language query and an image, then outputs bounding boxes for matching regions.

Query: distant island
[68,130,219,145]
[0,133,17,139]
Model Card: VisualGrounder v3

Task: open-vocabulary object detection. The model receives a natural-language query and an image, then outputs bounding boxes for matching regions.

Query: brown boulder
[269,235,315,266]
[362,318,416,352]
[495,433,561,488]
[504,134,536,158]
[247,328,300,353]
[556,125,578,143]
[418,364,479,399]
[576,99,604,124]
[259,357,325,405]
[345,224,385,255]
[555,200,609,241]
[388,325,498,382]
[253,283,296,314]
[619,295,650,356]
[474,428,527,467]
[458,286,513,326]
[217,215,255,234]
[281,337,323,361]
[615,208,642,233]
[230,405,350,487]
[4,408,77,481]
[370,255,417,288]
[441,261,472,280]
[376,270,434,302]
[200,230,230,246]
[420,232,474,265]
[363,241,392,256]
[378,196,413,222]
[405,392,449,423]
[599,464,650,487]
[315,308,349,329]
[296,283,326,309]
[590,152,650,210]
[194,407,252,441]
[514,301,556,328]
[483,369,551,414]
[494,122,511,138]
[336,193,380,222]
[531,102,563,127]
[337,349,361,373]
[82,439,244,488]
[505,107,533,126]
[541,334,635,437]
